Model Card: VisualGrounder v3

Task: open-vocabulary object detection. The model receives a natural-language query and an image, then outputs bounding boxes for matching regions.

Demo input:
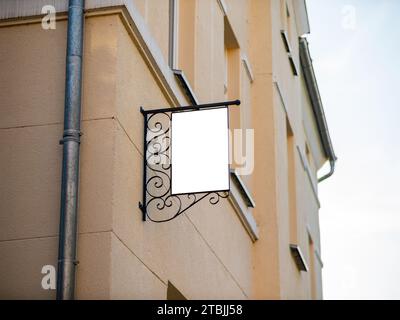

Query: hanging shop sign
[139,100,240,222]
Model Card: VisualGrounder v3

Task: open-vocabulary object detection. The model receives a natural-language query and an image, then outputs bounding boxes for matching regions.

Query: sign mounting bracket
[138,100,240,223]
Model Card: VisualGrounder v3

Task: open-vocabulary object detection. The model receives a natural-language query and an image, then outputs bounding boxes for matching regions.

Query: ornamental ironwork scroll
[138,100,240,223]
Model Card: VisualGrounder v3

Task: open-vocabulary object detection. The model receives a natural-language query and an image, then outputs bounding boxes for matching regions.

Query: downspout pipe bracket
[59,129,82,145]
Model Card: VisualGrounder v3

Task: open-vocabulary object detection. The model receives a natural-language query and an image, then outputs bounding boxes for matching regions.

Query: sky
[306,0,400,299]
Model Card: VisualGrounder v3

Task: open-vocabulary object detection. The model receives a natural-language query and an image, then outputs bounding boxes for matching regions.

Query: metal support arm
[138,100,240,223]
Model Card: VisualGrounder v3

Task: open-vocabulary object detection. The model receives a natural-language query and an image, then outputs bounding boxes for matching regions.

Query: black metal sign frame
[139,100,240,223]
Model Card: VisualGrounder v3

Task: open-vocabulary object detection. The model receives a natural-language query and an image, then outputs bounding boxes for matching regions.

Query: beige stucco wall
[0,0,328,300]
[0,11,253,299]
[248,0,281,299]
[111,14,253,299]
[270,0,324,299]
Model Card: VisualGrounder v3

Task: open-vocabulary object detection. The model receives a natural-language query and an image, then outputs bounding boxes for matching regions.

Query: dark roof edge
[299,37,337,164]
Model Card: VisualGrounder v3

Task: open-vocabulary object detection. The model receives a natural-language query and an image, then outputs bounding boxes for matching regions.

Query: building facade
[0,0,335,299]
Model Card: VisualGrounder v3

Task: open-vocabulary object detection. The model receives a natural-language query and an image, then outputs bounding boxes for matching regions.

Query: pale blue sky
[306,0,400,299]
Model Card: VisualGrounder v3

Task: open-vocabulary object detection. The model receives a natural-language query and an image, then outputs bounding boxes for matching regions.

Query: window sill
[228,171,258,242]
[290,244,309,272]
[172,69,199,105]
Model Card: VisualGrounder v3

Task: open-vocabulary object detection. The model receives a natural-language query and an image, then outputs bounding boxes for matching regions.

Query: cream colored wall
[0,0,327,300]
[248,0,282,299]
[110,13,254,299]
[0,10,254,299]
[0,16,117,299]
[270,0,325,299]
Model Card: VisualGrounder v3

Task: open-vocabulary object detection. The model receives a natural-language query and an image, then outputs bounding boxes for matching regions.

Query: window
[306,143,314,168]
[170,0,198,104]
[287,118,297,244]
[224,17,240,129]
[224,46,240,114]
[285,2,292,45]
[177,0,196,86]
[280,1,299,76]
[224,17,242,172]
[224,17,240,103]
[280,0,291,44]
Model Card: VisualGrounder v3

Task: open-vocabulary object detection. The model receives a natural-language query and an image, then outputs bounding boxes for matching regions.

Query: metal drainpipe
[299,38,336,184]
[318,159,335,183]
[56,0,85,300]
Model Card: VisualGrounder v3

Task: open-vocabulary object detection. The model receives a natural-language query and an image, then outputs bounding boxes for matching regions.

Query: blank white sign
[171,107,230,195]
